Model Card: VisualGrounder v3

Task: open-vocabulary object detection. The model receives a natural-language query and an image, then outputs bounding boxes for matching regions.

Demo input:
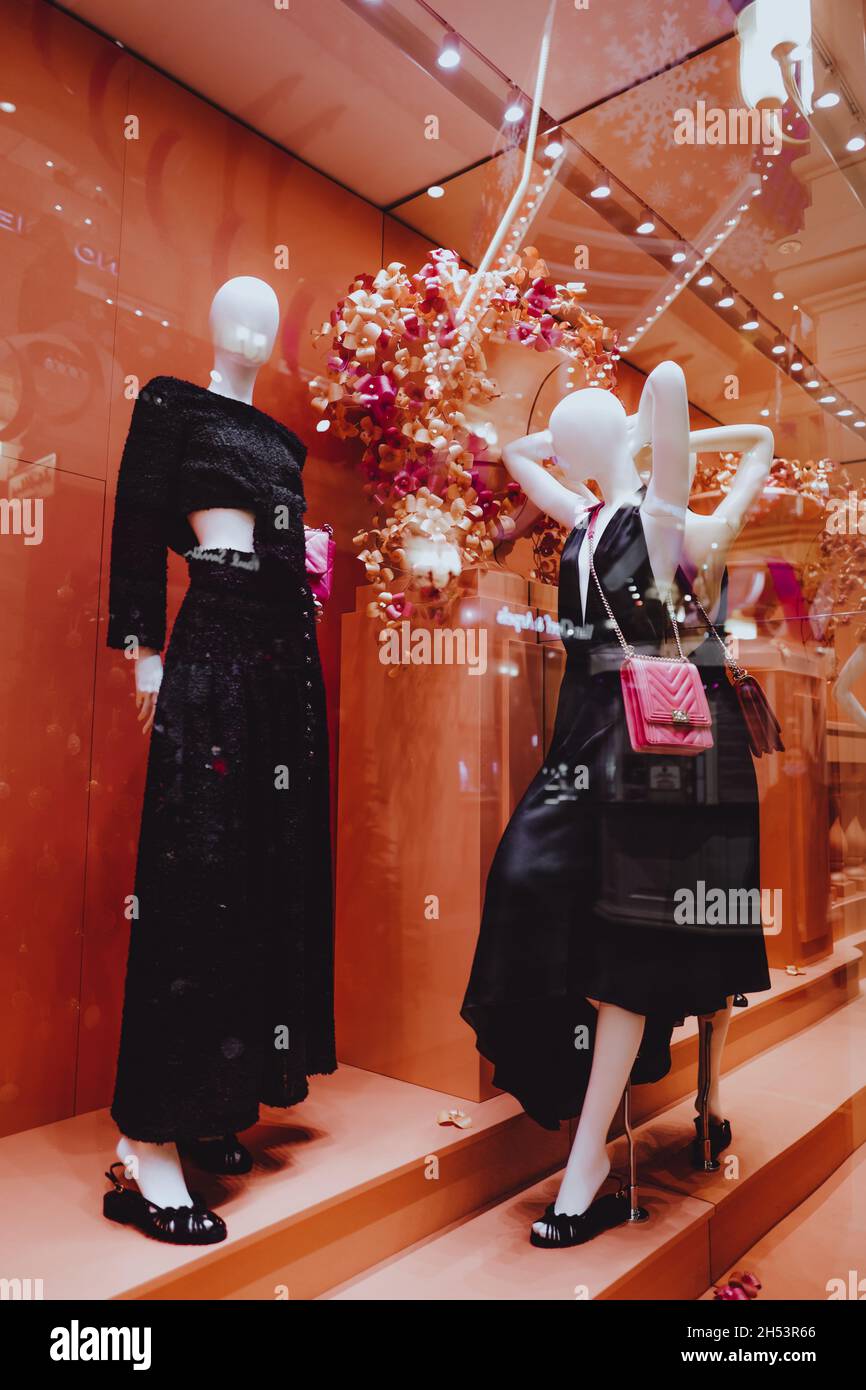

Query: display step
[698,1142,866,1301]
[325,987,866,1300]
[0,943,859,1301]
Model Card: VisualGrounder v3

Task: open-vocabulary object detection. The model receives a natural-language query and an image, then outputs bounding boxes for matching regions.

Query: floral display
[309,247,617,627]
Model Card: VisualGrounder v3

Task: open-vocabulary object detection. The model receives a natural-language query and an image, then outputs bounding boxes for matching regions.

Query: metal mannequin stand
[622,1081,649,1223]
[696,1015,721,1172]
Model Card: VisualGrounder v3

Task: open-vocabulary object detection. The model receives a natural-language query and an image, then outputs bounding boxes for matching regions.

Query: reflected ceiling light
[717,294,735,308]
[544,137,564,158]
[590,183,611,198]
[818,394,837,403]
[814,89,841,109]
[0,101,16,114]
[437,30,461,69]
[504,91,525,123]
[697,274,713,287]
[427,185,445,198]
[635,218,655,234]
[846,130,866,152]
[736,0,813,113]
[671,250,687,263]
[741,318,760,330]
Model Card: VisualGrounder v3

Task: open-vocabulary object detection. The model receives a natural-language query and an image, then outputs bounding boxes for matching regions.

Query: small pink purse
[587,505,713,756]
[304,523,335,606]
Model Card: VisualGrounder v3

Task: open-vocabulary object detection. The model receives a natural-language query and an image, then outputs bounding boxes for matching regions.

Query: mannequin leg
[533,1001,645,1229]
[696,997,734,1122]
[116,1135,194,1208]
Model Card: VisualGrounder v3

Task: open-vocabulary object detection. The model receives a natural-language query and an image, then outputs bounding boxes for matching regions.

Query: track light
[818,394,837,403]
[806,379,820,388]
[504,91,525,123]
[697,274,713,287]
[846,130,866,152]
[590,183,611,198]
[426,185,445,199]
[671,250,686,263]
[771,336,787,355]
[815,89,840,109]
[635,218,655,235]
[741,318,759,330]
[716,293,735,308]
[790,360,803,372]
[544,137,564,158]
[437,30,460,69]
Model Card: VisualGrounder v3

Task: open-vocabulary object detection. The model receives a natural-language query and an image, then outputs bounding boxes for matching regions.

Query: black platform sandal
[691,1115,732,1167]
[184,1133,253,1175]
[529,1189,630,1249]
[102,1163,227,1245]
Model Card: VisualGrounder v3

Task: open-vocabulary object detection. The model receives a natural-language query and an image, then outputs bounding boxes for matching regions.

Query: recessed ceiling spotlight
[671,250,686,263]
[504,91,525,123]
[590,183,611,198]
[815,90,841,109]
[437,30,461,69]
[738,203,749,211]
[741,318,759,330]
[818,394,837,403]
[760,408,770,417]
[717,294,735,308]
[635,219,655,235]
[697,274,713,287]
[427,185,445,199]
[772,290,784,300]
[544,138,564,158]
[0,101,16,114]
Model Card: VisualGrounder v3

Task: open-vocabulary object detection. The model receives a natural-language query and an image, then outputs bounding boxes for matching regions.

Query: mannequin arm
[689,424,774,538]
[834,641,866,732]
[502,430,596,530]
[638,361,690,596]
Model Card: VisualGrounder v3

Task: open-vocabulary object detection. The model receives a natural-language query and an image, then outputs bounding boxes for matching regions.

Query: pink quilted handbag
[587,505,713,756]
[304,523,335,604]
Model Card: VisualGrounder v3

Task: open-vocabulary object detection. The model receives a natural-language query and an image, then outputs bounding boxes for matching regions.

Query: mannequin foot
[531,1150,611,1240]
[115,1136,194,1209]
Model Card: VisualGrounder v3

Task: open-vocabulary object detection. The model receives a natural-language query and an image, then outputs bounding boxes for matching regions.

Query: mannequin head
[208,276,279,366]
[549,386,639,498]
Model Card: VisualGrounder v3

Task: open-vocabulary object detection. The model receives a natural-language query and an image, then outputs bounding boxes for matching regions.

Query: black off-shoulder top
[107,375,308,652]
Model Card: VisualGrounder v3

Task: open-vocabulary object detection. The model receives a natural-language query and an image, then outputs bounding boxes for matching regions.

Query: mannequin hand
[134,651,163,735]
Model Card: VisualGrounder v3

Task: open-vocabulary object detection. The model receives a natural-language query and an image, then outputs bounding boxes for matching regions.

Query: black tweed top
[107,375,308,651]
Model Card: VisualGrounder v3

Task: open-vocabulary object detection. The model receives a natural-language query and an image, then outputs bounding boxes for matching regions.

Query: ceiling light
[671,251,686,263]
[697,274,713,287]
[855,421,866,428]
[316,419,331,433]
[790,360,803,371]
[590,183,610,198]
[760,409,770,417]
[504,92,525,123]
[806,379,820,388]
[846,131,866,152]
[741,318,759,330]
[717,294,735,308]
[437,30,460,69]
[771,342,787,355]
[0,101,16,114]
[838,408,853,416]
[427,185,445,199]
[636,218,655,235]
[772,290,784,300]
[818,394,837,403]
[544,138,564,158]
[815,90,841,109]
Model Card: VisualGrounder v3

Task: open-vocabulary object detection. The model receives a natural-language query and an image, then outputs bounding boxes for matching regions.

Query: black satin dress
[461,500,771,1130]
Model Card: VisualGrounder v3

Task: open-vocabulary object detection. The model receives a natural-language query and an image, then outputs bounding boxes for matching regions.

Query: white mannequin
[120,275,280,1209]
[834,641,866,730]
[501,364,773,1224]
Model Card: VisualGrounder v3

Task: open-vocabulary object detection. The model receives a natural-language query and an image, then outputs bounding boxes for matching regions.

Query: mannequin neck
[587,448,642,509]
[208,351,261,406]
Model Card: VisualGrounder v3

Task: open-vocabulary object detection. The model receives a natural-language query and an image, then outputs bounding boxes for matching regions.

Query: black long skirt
[111,549,336,1143]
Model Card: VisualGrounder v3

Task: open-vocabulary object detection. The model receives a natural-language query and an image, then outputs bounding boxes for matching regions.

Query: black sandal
[691,1115,732,1167]
[102,1163,227,1245]
[184,1133,253,1175]
[529,1189,629,1249]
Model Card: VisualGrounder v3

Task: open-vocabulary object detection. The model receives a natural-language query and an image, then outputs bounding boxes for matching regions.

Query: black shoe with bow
[691,1115,732,1167]
[102,1163,227,1244]
[529,1189,630,1249]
